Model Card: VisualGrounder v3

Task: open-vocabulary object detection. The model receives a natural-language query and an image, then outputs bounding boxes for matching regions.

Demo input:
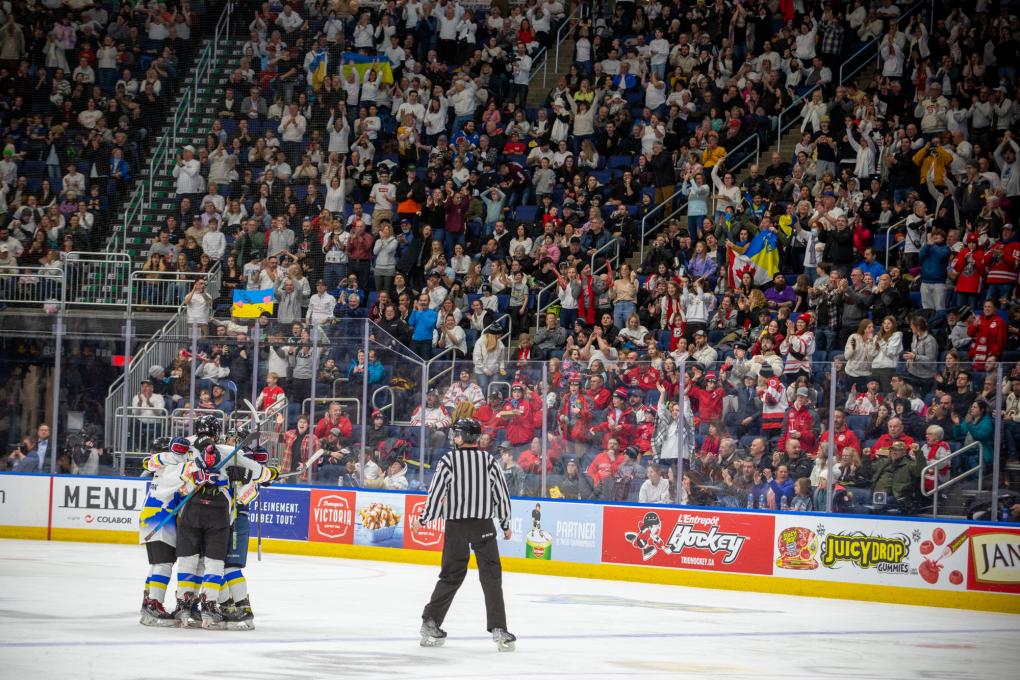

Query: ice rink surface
[1,539,1018,680]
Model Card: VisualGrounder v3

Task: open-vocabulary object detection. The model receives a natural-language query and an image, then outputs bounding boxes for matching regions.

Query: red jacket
[314,414,353,440]
[500,398,535,445]
[871,433,915,459]
[591,406,636,449]
[687,385,725,424]
[816,425,861,457]
[473,403,502,435]
[952,247,985,294]
[586,386,611,411]
[967,312,1007,370]
[777,404,817,453]
[586,450,624,486]
[622,365,661,392]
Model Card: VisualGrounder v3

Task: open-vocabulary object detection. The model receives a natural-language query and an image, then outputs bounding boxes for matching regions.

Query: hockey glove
[227,466,252,484]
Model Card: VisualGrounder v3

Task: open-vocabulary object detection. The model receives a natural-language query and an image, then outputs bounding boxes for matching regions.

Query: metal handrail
[838,0,931,84]
[590,236,620,277]
[127,262,222,312]
[0,265,64,305]
[882,214,911,270]
[920,440,984,517]
[639,134,760,265]
[532,278,559,332]
[639,185,688,264]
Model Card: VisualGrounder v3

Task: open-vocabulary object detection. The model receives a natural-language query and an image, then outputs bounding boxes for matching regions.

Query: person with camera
[416,418,515,651]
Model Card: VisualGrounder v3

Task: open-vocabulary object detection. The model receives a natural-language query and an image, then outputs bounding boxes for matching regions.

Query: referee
[415,418,517,651]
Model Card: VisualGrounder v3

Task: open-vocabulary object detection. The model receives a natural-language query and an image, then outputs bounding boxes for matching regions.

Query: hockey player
[172,437,279,629]
[138,436,193,627]
[218,440,273,630]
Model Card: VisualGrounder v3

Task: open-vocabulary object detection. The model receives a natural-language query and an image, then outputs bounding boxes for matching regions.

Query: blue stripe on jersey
[148,574,171,585]
[202,574,223,585]
[177,573,202,584]
[224,569,243,580]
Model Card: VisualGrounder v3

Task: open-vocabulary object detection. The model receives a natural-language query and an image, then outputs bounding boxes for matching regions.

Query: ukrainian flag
[341,52,394,85]
[727,229,779,288]
[308,48,327,91]
[232,288,275,318]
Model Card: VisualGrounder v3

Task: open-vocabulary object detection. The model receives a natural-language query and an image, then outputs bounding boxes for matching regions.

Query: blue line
[0,627,1017,649]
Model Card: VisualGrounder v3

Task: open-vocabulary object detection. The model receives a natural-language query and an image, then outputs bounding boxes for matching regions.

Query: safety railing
[533,278,559,330]
[426,312,511,393]
[61,251,132,307]
[104,0,233,257]
[111,406,170,466]
[838,0,931,84]
[639,185,687,264]
[590,236,620,277]
[531,2,587,89]
[127,263,222,311]
[300,398,362,430]
[882,214,910,270]
[920,440,984,518]
[103,307,189,443]
[0,266,64,306]
[168,408,230,439]
[778,0,930,152]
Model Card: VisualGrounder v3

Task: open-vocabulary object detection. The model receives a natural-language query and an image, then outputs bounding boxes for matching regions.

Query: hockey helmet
[194,414,222,437]
[168,436,191,455]
[642,512,661,530]
[451,417,482,437]
[151,436,174,453]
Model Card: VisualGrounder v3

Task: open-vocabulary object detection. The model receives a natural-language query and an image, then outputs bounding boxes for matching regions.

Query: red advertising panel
[967,527,1020,594]
[403,494,445,552]
[307,489,356,544]
[602,506,774,575]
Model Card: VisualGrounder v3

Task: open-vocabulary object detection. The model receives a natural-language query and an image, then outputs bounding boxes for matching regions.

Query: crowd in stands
[0,0,205,280]
[3,0,1020,518]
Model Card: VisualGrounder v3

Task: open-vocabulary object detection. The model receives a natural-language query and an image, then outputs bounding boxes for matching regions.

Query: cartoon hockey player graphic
[624,512,669,561]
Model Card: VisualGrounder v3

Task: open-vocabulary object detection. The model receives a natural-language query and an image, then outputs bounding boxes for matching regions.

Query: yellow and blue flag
[341,52,394,85]
[727,229,779,288]
[232,288,275,318]
[308,48,328,91]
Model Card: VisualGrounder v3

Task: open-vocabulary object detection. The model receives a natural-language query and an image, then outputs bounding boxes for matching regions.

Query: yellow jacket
[912,144,953,186]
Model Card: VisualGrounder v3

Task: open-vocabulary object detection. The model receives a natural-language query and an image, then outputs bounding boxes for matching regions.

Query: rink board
[0,473,1018,613]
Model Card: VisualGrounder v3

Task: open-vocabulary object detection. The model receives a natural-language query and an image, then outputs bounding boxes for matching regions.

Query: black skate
[199,595,226,630]
[139,597,177,628]
[225,597,255,631]
[492,628,516,652]
[171,593,199,628]
[419,619,447,647]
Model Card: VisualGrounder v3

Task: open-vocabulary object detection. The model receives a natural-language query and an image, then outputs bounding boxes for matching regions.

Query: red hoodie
[967,311,1007,370]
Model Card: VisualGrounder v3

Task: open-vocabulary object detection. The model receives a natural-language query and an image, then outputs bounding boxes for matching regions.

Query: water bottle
[780,495,789,511]
[758,493,766,509]
[747,492,755,509]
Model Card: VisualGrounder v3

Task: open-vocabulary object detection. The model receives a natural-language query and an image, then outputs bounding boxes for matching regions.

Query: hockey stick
[275,448,326,480]
[242,399,264,562]
[142,426,262,542]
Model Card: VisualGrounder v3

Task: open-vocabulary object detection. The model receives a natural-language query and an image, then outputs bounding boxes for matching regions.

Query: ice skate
[139,597,177,628]
[171,593,199,628]
[419,619,447,647]
[492,628,516,652]
[199,595,226,630]
[225,596,255,631]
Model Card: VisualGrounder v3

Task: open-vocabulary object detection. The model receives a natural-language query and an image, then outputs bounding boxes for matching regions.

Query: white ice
[0,539,1018,680]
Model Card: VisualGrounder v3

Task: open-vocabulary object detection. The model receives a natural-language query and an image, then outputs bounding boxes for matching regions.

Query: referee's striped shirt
[420,447,512,531]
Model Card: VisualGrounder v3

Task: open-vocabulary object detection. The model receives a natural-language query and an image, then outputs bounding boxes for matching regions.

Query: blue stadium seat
[514,205,537,223]
[608,155,631,169]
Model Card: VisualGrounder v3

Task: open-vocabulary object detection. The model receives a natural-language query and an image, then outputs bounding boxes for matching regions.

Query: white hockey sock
[175,555,203,599]
[200,558,225,602]
[224,569,248,603]
[145,563,173,603]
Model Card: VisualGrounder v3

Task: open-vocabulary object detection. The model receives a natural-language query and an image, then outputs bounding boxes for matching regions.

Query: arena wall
[1,473,1017,614]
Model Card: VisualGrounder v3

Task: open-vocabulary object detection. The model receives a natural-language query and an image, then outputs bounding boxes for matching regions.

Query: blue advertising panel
[253,487,310,541]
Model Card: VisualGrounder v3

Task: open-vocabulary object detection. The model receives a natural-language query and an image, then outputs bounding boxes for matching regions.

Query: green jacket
[871,452,924,511]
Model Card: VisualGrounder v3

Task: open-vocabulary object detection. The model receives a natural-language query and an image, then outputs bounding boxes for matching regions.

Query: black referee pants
[422,519,507,632]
